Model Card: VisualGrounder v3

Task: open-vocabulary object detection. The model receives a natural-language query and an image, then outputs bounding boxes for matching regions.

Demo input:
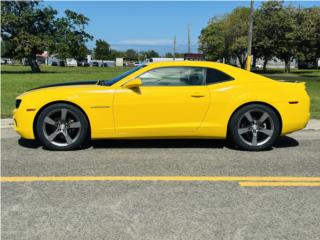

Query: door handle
[190,93,205,98]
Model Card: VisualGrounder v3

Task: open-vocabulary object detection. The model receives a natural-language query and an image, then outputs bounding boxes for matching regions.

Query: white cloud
[117,39,173,46]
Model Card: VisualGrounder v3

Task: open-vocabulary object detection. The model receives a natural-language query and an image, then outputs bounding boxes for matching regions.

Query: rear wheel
[36,103,88,150]
[229,104,280,151]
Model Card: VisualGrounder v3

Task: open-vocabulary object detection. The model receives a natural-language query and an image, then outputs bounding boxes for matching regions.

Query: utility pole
[246,0,254,71]
[173,36,176,61]
[188,24,191,53]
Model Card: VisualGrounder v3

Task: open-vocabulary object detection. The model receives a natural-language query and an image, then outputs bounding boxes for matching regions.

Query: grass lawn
[1,65,320,118]
[1,65,130,118]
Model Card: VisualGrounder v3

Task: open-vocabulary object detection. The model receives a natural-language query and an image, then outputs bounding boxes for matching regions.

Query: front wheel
[36,103,88,150]
[229,104,280,151]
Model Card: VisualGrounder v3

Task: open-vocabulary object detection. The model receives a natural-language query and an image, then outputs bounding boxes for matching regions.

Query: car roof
[145,60,238,72]
[144,61,272,83]
[146,60,217,67]
[145,61,242,72]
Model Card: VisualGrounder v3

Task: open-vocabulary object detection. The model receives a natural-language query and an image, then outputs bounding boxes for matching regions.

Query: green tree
[53,9,92,62]
[200,1,320,71]
[175,53,185,58]
[199,17,226,61]
[109,49,125,60]
[273,5,297,72]
[165,52,173,58]
[1,40,14,58]
[253,1,282,71]
[199,7,250,68]
[144,50,160,58]
[93,39,111,60]
[125,49,137,59]
[253,1,320,72]
[1,1,92,72]
[294,7,320,67]
[225,7,250,68]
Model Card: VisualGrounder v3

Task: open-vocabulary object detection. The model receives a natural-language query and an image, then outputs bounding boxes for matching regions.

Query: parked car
[1,58,13,64]
[66,58,77,67]
[77,61,89,67]
[251,65,262,71]
[92,61,99,67]
[298,60,318,69]
[13,61,310,151]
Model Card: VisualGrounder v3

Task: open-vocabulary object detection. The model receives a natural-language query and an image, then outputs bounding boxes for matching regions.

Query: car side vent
[16,99,22,109]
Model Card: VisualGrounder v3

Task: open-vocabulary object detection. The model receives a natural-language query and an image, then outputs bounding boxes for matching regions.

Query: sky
[43,1,320,55]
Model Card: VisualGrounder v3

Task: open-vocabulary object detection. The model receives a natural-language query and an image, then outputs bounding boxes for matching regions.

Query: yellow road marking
[1,176,320,183]
[240,182,320,187]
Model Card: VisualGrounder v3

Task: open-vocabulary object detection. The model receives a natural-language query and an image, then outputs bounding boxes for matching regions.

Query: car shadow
[273,135,299,148]
[90,139,226,149]
[18,135,299,151]
[18,138,42,149]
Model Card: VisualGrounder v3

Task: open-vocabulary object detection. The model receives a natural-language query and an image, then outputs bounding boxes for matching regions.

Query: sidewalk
[1,118,320,130]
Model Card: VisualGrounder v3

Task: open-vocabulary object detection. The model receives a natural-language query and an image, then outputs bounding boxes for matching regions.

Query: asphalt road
[1,128,320,240]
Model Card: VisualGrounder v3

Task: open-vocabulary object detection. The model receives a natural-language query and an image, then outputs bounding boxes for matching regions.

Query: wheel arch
[227,101,283,136]
[33,100,91,141]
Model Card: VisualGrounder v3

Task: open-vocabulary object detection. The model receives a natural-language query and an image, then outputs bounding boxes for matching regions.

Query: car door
[113,67,211,137]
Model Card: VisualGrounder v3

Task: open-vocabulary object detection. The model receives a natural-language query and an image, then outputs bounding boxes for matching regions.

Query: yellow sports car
[13,61,310,151]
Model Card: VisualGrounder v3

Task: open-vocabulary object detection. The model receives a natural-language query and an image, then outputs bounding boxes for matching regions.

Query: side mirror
[123,78,142,88]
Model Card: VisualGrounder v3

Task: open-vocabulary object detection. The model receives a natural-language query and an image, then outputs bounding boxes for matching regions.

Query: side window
[139,67,205,86]
[206,68,233,85]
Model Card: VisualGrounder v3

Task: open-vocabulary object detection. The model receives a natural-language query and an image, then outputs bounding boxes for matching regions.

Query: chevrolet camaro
[13,61,310,151]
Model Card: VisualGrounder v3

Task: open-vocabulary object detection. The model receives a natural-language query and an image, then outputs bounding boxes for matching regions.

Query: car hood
[29,80,100,91]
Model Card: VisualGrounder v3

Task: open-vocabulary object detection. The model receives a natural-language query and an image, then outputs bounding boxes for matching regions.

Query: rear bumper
[276,98,310,135]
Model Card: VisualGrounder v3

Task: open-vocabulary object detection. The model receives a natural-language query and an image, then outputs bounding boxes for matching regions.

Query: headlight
[16,99,22,109]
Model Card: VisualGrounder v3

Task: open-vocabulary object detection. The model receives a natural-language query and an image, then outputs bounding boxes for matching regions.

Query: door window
[139,67,205,86]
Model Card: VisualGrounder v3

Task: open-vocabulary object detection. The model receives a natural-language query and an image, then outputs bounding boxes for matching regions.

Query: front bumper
[13,108,37,139]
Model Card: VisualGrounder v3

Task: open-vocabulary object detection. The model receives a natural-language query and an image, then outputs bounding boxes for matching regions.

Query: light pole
[173,36,176,61]
[246,0,254,71]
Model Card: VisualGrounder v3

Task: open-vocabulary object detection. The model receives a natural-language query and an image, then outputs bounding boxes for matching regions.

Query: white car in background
[1,58,13,64]
[66,58,77,67]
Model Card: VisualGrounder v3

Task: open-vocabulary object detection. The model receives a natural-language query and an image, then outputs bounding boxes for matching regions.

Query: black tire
[36,103,88,150]
[229,104,280,151]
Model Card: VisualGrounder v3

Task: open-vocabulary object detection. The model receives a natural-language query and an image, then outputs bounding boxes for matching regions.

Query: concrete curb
[1,119,14,129]
[1,118,320,131]
[304,119,320,131]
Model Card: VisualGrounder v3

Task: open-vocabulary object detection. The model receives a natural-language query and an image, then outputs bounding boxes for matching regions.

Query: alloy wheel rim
[237,109,274,146]
[42,108,81,147]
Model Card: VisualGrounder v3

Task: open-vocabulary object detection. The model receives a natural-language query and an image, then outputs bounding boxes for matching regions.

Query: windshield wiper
[96,80,105,86]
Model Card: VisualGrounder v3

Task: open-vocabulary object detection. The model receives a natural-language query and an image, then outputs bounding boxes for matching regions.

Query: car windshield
[103,65,145,86]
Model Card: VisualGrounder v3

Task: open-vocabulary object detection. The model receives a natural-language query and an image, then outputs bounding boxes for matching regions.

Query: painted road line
[1,176,320,183]
[239,181,320,187]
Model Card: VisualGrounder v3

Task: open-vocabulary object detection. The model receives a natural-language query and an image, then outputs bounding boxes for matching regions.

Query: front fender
[14,85,115,139]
